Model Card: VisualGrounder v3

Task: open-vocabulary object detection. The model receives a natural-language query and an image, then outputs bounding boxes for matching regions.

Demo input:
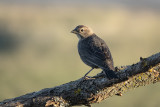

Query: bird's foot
[77,76,95,86]
[84,76,95,80]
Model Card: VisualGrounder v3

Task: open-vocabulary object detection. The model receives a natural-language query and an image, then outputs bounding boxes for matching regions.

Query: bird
[71,25,118,80]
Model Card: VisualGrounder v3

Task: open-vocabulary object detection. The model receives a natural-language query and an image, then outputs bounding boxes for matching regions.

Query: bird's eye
[80,29,84,32]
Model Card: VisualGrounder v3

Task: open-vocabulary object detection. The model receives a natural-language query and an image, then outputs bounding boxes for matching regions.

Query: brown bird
[71,25,118,80]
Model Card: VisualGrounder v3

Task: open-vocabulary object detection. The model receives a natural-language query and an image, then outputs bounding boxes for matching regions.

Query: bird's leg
[103,71,111,80]
[77,68,94,86]
[83,68,94,79]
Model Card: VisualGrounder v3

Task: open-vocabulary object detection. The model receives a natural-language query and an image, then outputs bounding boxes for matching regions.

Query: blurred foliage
[0,3,160,107]
[0,21,20,53]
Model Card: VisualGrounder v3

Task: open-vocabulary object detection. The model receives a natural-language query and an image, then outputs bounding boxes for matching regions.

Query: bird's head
[71,25,94,39]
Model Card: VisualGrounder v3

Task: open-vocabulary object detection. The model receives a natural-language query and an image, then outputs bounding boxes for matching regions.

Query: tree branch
[0,52,160,107]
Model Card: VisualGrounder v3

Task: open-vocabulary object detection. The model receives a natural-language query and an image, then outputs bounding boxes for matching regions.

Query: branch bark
[0,52,160,107]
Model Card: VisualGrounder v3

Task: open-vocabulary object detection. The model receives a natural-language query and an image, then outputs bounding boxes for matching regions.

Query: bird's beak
[71,29,78,34]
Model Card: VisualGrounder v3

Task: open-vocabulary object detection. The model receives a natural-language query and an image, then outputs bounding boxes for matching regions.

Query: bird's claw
[84,76,95,80]
[77,76,95,86]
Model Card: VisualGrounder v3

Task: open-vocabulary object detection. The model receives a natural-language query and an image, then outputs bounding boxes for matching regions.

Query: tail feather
[103,69,118,80]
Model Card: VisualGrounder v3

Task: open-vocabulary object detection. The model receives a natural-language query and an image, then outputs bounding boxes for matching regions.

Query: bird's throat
[76,34,83,40]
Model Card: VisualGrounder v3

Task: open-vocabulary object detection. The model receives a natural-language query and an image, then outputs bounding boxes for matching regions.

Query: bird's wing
[78,35,114,69]
[88,35,112,61]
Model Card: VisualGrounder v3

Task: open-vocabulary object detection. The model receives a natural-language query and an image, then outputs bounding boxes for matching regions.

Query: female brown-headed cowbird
[71,25,118,80]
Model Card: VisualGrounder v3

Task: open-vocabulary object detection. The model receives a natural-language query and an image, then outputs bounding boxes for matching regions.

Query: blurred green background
[0,1,160,107]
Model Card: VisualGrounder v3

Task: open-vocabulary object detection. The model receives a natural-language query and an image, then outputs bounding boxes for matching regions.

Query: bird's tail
[103,69,118,80]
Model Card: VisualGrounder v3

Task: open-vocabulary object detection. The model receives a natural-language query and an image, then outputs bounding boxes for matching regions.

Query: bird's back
[78,34,114,71]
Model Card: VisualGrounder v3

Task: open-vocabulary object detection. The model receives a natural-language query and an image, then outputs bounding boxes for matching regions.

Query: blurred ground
[0,1,160,107]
